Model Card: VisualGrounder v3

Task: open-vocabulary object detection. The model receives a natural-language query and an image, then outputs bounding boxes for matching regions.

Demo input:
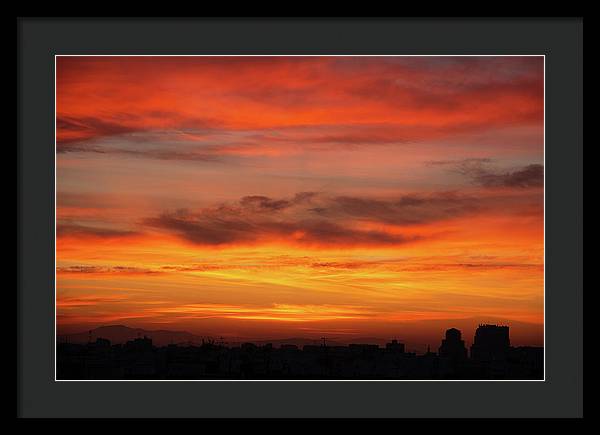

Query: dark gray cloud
[473,164,544,188]
[319,192,480,225]
[239,196,293,212]
[57,223,139,239]
[430,159,544,189]
[141,191,485,247]
[239,192,318,212]
[144,208,420,247]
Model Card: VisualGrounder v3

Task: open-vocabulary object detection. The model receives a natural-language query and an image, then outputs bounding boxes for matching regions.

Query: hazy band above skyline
[56,56,544,348]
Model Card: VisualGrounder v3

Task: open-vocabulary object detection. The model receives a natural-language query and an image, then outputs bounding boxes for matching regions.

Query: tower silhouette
[438,328,467,360]
[470,324,510,362]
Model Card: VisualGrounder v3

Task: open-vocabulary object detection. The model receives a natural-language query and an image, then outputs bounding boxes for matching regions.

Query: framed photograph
[18,17,582,418]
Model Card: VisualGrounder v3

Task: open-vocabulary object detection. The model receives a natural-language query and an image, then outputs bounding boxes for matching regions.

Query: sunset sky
[56,56,544,350]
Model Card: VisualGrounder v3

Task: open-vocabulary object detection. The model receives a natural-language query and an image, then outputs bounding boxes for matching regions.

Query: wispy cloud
[56,56,543,161]
[57,223,139,239]
[429,159,543,188]
[150,303,371,322]
[57,265,161,275]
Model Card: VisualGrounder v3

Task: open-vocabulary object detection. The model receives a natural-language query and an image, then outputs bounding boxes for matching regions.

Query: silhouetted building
[386,339,405,353]
[241,342,258,351]
[438,328,467,361]
[470,324,510,362]
[348,344,379,354]
[92,337,111,347]
[125,335,153,352]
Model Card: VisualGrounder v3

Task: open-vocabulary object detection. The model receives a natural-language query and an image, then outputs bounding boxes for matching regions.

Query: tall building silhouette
[125,335,153,352]
[438,328,467,360]
[470,324,510,362]
[386,339,405,353]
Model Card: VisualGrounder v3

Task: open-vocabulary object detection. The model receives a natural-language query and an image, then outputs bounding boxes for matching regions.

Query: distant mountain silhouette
[58,325,207,347]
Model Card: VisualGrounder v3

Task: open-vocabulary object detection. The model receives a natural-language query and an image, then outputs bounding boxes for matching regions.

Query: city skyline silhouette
[56,56,544,380]
[57,322,543,380]
[57,321,542,353]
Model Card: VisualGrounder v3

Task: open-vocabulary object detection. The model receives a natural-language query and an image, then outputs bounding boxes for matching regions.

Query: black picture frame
[17,17,582,418]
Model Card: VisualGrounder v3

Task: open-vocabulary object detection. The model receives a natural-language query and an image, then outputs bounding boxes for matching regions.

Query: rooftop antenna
[321,337,327,347]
